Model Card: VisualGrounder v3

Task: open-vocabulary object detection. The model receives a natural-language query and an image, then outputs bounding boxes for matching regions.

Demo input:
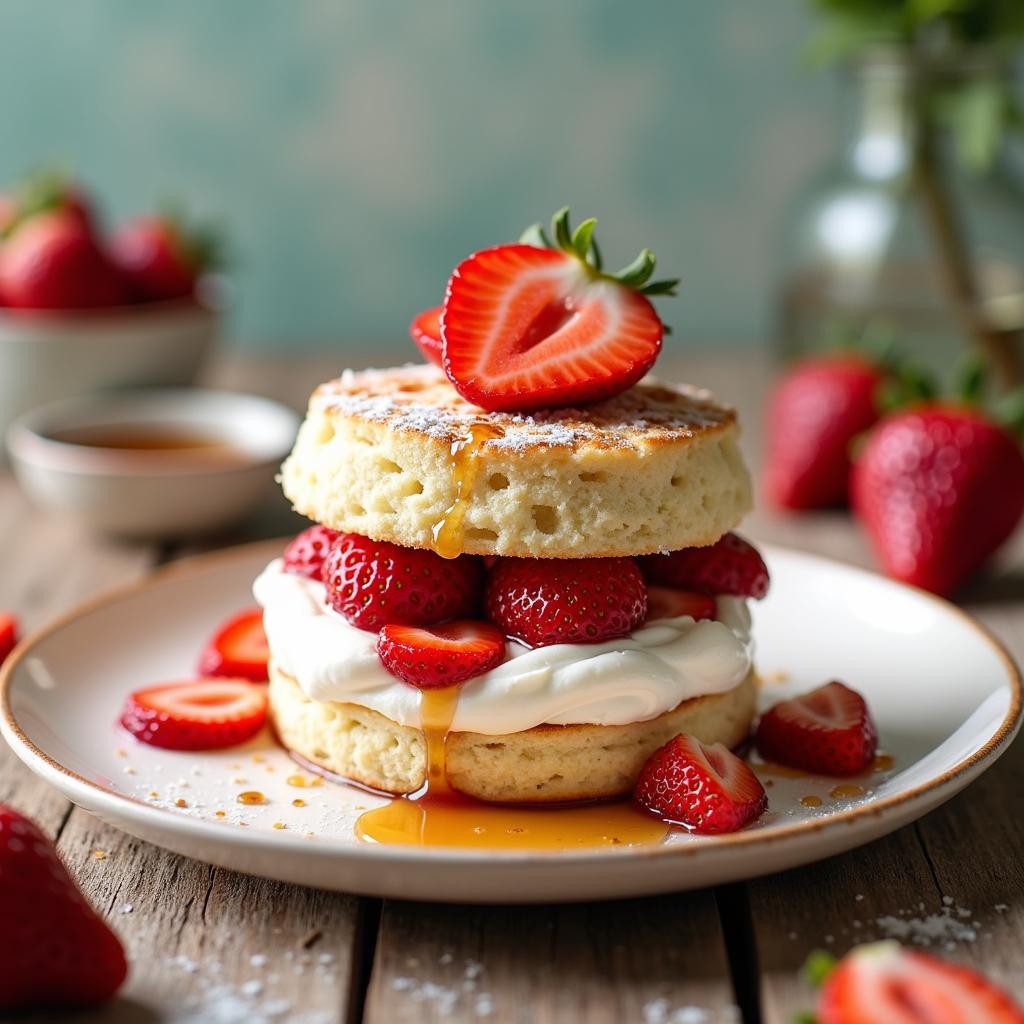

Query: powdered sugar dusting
[642,998,739,1023]
[387,952,497,1018]
[313,365,734,452]
[875,902,980,949]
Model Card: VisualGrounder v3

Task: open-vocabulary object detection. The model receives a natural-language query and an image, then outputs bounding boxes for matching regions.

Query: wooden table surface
[3,350,1022,1023]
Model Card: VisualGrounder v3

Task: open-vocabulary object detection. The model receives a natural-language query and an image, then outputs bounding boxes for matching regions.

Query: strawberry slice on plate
[634,732,767,834]
[376,620,506,689]
[756,680,878,776]
[818,941,1024,1023]
[645,586,716,623]
[120,678,268,750]
[410,305,443,366]
[0,611,18,667]
[198,607,269,682]
[441,208,678,412]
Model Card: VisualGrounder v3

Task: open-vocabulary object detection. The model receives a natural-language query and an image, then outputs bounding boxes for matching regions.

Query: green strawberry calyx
[519,207,679,298]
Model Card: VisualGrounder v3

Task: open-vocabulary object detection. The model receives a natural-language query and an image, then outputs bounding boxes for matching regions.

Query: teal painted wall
[0,1,840,354]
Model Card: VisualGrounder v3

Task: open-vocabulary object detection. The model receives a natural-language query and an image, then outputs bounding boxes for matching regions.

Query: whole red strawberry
[756,681,877,776]
[322,533,484,631]
[110,213,218,302]
[634,733,767,834]
[282,525,340,580]
[764,354,884,510]
[0,210,124,309]
[852,406,1024,595]
[0,805,128,1010]
[818,941,1024,1023]
[376,620,506,688]
[441,208,677,412]
[639,533,769,599]
[486,556,647,647]
[3,171,95,236]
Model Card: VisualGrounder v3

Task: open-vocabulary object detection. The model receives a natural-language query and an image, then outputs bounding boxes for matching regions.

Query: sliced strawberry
[120,678,267,750]
[410,305,443,366]
[322,533,483,632]
[0,805,127,1010]
[376,620,506,689]
[819,941,1024,1023]
[198,608,269,682]
[639,533,770,599]
[282,525,340,580]
[634,733,767,834]
[486,556,648,648]
[441,209,678,412]
[645,586,716,623]
[0,612,18,667]
[756,681,877,776]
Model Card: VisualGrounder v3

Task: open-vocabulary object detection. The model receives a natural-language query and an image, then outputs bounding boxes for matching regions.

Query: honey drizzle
[419,686,460,798]
[431,423,505,560]
[355,686,669,850]
[829,783,866,799]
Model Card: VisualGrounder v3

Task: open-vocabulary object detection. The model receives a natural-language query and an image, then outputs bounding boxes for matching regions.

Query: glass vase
[777,51,1024,387]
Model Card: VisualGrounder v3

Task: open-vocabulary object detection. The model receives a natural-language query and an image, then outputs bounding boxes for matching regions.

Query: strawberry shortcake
[255,210,770,804]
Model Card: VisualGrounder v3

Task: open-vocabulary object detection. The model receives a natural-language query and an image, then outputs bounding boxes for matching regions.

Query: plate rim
[1,538,1021,866]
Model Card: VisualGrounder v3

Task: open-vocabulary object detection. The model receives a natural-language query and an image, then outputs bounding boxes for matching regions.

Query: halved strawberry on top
[441,208,678,413]
[409,305,444,367]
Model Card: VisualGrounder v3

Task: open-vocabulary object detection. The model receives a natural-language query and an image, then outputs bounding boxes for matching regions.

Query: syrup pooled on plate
[355,688,670,850]
[431,423,506,560]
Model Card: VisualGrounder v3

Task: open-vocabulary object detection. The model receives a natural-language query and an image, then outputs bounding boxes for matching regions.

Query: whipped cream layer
[254,558,753,735]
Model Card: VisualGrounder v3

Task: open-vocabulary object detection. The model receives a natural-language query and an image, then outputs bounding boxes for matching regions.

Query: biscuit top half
[281,364,752,559]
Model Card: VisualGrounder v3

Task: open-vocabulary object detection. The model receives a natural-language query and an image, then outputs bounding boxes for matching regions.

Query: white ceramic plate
[2,541,1020,903]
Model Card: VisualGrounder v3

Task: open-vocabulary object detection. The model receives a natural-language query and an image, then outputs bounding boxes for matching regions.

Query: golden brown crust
[281,365,753,558]
[311,364,738,453]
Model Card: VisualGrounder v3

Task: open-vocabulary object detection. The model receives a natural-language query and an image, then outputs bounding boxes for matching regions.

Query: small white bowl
[6,389,300,537]
[0,298,219,442]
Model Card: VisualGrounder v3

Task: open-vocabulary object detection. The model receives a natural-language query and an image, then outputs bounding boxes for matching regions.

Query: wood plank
[52,813,363,1023]
[365,895,741,1023]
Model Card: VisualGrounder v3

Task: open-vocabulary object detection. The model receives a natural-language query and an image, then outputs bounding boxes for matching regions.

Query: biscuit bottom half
[268,664,758,804]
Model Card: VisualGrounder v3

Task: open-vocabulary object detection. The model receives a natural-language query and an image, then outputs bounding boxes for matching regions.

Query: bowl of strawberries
[0,172,223,445]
